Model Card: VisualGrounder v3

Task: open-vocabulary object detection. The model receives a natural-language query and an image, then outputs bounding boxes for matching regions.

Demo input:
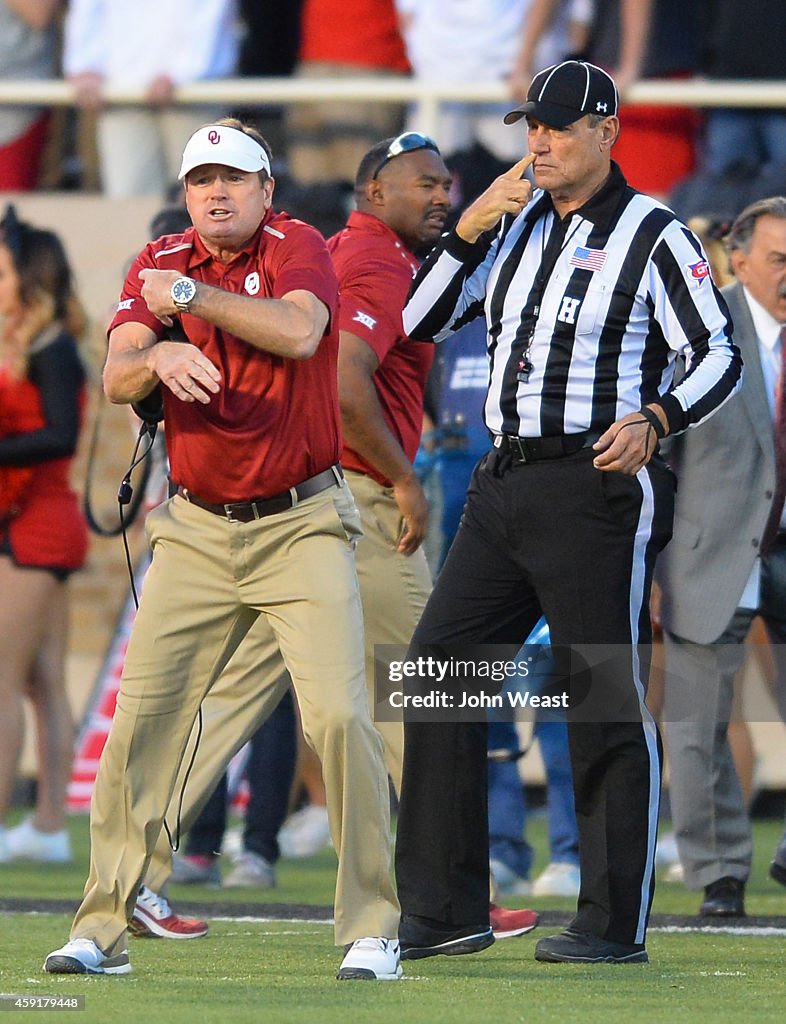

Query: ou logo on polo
[245,272,260,295]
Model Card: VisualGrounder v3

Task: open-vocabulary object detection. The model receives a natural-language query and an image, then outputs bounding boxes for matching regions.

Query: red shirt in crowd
[109,210,340,503]
[299,0,410,72]
[327,210,434,487]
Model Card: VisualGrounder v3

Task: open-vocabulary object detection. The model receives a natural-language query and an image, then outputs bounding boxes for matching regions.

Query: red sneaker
[489,903,539,939]
[130,886,208,939]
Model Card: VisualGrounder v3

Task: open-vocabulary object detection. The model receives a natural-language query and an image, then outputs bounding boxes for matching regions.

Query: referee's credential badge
[688,259,710,285]
[244,271,260,295]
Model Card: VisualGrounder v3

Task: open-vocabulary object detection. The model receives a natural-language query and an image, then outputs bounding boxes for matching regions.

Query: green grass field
[1,815,785,1023]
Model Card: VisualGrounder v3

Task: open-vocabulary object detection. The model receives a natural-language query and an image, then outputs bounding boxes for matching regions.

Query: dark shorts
[0,532,72,582]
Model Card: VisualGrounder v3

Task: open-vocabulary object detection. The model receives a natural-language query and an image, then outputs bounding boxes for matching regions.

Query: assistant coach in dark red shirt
[327,135,447,785]
[45,118,401,983]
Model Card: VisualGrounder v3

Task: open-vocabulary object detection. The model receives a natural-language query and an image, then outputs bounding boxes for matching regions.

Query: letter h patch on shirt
[557,295,582,325]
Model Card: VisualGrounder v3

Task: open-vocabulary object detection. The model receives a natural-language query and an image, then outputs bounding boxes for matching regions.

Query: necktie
[761,325,786,555]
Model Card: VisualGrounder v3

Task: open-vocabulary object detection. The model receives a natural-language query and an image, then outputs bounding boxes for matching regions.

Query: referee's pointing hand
[456,154,535,243]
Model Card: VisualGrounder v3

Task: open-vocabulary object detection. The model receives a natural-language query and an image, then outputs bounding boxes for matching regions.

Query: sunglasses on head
[372,132,440,179]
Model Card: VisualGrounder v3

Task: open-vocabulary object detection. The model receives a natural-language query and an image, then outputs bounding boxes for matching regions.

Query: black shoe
[398,915,494,961]
[769,830,786,888]
[699,876,746,917]
[534,929,648,964]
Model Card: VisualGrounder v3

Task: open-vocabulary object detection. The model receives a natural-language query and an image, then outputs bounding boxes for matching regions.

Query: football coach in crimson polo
[45,117,402,982]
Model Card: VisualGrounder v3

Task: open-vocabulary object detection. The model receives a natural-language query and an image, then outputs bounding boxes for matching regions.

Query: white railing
[0,77,785,138]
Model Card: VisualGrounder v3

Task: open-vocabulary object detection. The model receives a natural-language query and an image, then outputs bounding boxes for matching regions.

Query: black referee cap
[504,60,618,128]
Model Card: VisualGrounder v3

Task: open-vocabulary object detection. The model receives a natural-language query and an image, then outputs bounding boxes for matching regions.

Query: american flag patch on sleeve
[569,246,607,272]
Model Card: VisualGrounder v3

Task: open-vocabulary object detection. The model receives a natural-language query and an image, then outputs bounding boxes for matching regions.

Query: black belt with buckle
[175,465,343,523]
[493,431,601,463]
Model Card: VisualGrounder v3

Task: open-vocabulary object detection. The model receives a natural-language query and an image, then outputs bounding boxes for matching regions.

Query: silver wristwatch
[171,276,197,312]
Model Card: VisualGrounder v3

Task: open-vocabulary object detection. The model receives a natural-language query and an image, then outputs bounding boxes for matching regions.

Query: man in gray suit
[658,195,786,917]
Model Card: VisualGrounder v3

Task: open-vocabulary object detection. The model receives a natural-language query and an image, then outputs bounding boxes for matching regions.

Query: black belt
[493,431,601,464]
[175,465,343,523]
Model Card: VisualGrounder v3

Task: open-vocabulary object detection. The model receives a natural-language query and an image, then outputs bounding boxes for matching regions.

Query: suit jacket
[657,281,777,644]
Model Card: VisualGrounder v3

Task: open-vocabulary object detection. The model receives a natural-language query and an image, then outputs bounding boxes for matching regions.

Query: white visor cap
[178,125,271,180]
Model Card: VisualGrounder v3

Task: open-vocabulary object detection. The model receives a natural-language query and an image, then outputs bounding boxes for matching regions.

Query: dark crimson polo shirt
[109,210,340,502]
[327,211,434,487]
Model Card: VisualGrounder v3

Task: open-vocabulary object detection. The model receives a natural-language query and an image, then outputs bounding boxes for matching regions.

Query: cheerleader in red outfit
[0,207,89,863]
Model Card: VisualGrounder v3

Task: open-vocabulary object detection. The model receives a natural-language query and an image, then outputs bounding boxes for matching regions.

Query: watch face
[172,278,196,305]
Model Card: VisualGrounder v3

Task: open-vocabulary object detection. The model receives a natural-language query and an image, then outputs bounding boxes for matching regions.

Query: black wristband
[638,405,666,439]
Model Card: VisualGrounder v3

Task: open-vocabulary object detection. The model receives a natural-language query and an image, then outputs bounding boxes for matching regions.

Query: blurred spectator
[687,215,754,814]
[510,0,595,100]
[285,0,409,187]
[234,0,303,159]
[238,0,302,78]
[0,0,60,191]
[588,0,699,198]
[63,0,239,198]
[647,217,747,888]
[271,174,352,241]
[698,1,786,176]
[658,196,786,916]
[0,205,89,863]
[398,0,592,200]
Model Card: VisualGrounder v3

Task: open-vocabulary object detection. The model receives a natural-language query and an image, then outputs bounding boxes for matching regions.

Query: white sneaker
[221,825,243,859]
[6,817,71,863]
[489,858,532,897]
[337,937,403,981]
[223,850,276,889]
[531,861,581,898]
[655,830,679,867]
[44,938,131,975]
[278,805,332,858]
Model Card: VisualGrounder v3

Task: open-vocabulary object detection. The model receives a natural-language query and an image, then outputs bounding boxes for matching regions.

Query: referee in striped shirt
[395,61,743,965]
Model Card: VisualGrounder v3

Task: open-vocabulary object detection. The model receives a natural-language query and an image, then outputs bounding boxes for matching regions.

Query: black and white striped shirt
[403,163,742,438]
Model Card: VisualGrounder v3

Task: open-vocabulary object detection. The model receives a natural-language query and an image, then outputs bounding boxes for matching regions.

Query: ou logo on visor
[245,272,260,295]
[208,130,220,144]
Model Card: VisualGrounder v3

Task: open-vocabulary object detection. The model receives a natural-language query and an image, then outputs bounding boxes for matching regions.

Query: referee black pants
[395,446,675,947]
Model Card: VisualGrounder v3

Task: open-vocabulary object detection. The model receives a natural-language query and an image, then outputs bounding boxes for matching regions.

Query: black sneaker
[399,915,494,961]
[699,876,746,917]
[535,929,648,964]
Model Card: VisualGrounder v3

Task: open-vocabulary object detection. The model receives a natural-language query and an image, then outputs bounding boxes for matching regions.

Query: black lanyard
[516,212,583,383]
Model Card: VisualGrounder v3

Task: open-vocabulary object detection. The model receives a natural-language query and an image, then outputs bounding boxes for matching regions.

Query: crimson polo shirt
[109,210,340,503]
[327,211,434,487]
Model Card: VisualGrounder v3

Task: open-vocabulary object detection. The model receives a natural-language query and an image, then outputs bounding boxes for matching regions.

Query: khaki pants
[71,482,399,953]
[98,106,226,198]
[346,470,432,790]
[286,63,406,185]
[142,472,431,898]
